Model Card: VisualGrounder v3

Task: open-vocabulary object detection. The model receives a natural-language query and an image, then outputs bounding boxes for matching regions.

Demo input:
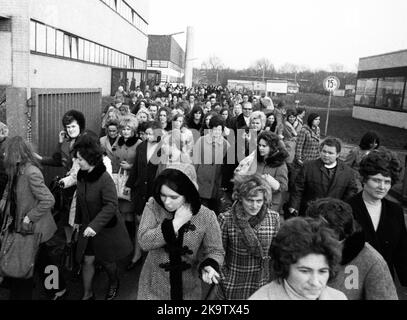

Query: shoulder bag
[0,193,42,279]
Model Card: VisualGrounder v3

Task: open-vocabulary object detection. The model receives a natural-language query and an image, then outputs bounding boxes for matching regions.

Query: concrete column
[0,0,30,137]
[184,26,194,88]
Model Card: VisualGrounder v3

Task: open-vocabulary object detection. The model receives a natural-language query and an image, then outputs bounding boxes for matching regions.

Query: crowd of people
[0,82,406,300]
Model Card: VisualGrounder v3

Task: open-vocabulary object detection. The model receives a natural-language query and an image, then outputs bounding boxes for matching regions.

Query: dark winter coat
[125,140,159,215]
[348,192,407,286]
[75,162,132,263]
[289,159,358,215]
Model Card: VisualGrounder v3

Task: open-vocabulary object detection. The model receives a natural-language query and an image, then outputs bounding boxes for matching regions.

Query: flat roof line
[360,49,407,60]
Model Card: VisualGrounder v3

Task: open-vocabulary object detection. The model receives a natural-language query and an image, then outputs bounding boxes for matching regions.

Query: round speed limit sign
[323,76,340,92]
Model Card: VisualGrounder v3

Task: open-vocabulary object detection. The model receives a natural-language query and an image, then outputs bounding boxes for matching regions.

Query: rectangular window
[109,0,116,10]
[103,48,109,65]
[36,23,46,53]
[111,50,116,66]
[56,30,64,56]
[403,83,407,110]
[71,37,78,59]
[355,78,377,107]
[78,39,84,60]
[63,34,71,58]
[89,42,95,63]
[375,77,404,110]
[106,49,111,65]
[30,21,36,51]
[99,46,103,64]
[94,44,100,64]
[46,26,55,54]
[84,40,90,61]
[117,0,122,15]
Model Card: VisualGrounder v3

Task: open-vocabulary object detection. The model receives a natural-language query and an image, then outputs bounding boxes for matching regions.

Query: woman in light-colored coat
[137,165,224,300]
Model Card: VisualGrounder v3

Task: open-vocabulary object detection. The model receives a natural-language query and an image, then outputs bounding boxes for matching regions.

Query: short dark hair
[73,133,103,166]
[306,198,358,241]
[105,119,120,130]
[359,148,402,185]
[271,217,341,281]
[62,109,86,132]
[208,114,225,130]
[296,107,306,115]
[359,131,380,150]
[285,108,296,119]
[320,136,342,154]
[153,169,201,215]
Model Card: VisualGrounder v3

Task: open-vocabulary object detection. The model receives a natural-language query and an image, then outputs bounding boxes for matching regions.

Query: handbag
[113,168,131,201]
[0,217,41,279]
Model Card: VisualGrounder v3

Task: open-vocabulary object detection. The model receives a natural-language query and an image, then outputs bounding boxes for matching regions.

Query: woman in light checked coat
[137,164,224,300]
[215,174,280,300]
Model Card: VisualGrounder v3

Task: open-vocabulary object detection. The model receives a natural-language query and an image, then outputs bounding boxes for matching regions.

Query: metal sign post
[323,76,340,136]
[325,91,332,136]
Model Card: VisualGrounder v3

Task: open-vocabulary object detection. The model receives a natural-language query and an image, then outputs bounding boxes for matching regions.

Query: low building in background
[353,49,407,129]
[147,34,185,85]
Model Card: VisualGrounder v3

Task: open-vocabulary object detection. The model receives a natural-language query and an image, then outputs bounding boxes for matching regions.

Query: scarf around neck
[232,201,268,258]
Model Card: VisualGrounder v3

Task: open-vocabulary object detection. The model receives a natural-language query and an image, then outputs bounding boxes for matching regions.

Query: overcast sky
[148,0,407,72]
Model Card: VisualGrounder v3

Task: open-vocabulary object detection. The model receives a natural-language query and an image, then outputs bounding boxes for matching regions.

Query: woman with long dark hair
[2,136,57,300]
[235,131,289,212]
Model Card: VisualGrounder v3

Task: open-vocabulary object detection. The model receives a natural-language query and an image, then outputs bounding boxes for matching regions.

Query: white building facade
[0,0,149,138]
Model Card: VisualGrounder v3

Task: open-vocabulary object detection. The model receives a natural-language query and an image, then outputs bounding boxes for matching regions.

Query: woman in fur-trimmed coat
[235,131,289,212]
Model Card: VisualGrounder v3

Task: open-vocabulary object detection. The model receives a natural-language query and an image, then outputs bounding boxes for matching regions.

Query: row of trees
[194,56,357,94]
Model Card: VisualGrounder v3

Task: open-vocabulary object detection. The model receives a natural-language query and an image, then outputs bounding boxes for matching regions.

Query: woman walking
[73,135,132,300]
[137,164,224,300]
[2,136,57,300]
[216,174,280,300]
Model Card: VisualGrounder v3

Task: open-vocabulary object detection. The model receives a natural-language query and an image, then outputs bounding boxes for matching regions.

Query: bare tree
[252,57,275,77]
[202,55,224,84]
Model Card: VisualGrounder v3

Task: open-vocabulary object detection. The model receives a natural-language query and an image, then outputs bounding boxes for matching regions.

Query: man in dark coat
[288,137,358,216]
[233,101,252,131]
[348,148,407,288]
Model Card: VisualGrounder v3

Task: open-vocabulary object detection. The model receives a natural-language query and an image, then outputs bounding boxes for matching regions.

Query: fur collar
[341,231,365,265]
[77,161,106,183]
[263,148,289,168]
[118,135,139,147]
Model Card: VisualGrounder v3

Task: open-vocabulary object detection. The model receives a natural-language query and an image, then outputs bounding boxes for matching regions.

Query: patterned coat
[295,124,320,163]
[137,197,225,300]
[216,206,280,300]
